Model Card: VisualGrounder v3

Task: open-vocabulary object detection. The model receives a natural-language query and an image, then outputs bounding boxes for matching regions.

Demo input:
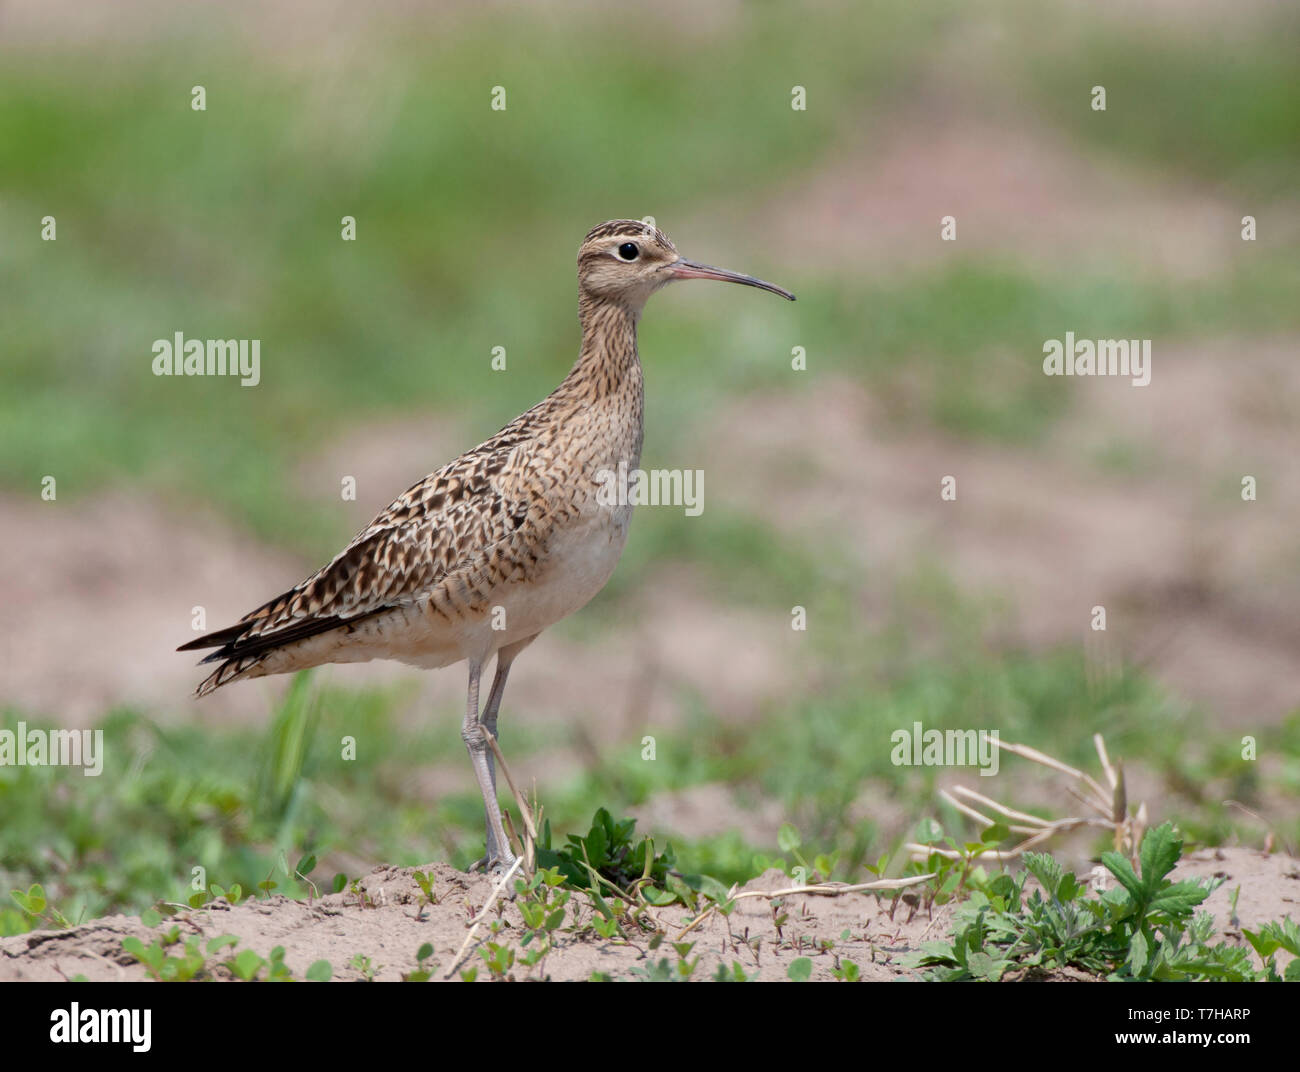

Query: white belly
[378,499,633,671]
[493,501,632,646]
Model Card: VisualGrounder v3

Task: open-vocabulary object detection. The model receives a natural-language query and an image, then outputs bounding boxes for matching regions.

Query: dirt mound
[3,847,1292,982]
[1,864,949,983]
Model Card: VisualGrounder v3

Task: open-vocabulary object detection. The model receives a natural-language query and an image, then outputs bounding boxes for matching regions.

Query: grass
[1021,7,1300,197]
[4,638,1295,937]
[906,823,1300,981]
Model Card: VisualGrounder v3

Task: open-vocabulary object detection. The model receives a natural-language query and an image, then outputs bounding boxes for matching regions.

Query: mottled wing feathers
[181,417,548,696]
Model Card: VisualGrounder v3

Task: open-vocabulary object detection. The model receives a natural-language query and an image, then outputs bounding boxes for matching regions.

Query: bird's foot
[467,852,522,901]
[467,851,520,879]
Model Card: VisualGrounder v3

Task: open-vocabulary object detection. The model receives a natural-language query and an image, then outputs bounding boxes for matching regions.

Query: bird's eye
[617,242,640,261]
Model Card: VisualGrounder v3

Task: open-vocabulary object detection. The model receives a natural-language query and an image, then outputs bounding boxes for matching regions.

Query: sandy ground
[2,847,1292,982]
[0,494,303,724]
[0,865,952,983]
[703,344,1300,727]
[756,114,1276,282]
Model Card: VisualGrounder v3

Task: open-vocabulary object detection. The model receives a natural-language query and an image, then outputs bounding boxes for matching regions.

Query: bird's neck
[566,295,644,401]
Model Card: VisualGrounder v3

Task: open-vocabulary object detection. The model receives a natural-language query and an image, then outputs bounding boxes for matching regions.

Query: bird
[178,220,795,874]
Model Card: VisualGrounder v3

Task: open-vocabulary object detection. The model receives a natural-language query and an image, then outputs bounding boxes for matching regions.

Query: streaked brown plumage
[179,220,794,872]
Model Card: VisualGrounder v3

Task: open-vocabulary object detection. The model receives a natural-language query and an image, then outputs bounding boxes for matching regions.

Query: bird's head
[577,219,795,313]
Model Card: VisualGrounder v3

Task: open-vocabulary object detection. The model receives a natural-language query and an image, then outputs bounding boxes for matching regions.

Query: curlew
[179,220,795,873]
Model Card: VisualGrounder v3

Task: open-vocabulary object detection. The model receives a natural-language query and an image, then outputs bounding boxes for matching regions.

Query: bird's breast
[491,501,631,645]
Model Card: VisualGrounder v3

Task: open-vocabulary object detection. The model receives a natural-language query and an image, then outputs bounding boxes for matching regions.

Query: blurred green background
[2,0,1298,931]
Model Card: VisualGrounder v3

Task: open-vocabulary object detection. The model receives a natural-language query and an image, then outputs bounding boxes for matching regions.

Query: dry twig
[905,734,1146,866]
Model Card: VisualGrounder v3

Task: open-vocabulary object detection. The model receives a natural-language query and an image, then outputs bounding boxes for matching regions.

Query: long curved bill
[667,258,796,301]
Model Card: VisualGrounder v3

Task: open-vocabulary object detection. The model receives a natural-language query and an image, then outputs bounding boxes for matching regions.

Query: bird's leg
[466,634,539,872]
[469,657,513,871]
[462,659,516,875]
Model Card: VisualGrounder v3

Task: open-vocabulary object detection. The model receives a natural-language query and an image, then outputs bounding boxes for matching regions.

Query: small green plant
[670,941,700,980]
[264,946,294,981]
[412,870,438,919]
[786,957,813,981]
[903,819,1009,911]
[187,882,247,910]
[121,928,206,982]
[478,941,515,980]
[401,942,436,982]
[350,953,379,981]
[776,823,840,884]
[831,957,861,981]
[345,878,378,910]
[592,914,622,940]
[514,867,571,975]
[10,885,71,929]
[1241,918,1300,981]
[226,947,272,981]
[535,808,728,910]
[120,931,309,982]
[536,808,667,894]
[206,934,240,955]
[305,959,333,981]
[905,823,1263,981]
[628,945,702,983]
[293,854,320,900]
[630,958,675,982]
